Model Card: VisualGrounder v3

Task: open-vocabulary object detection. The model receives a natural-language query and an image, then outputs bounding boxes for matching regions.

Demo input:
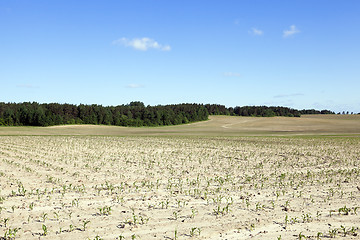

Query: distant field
[0,135,359,239]
[1,115,360,239]
[1,115,360,136]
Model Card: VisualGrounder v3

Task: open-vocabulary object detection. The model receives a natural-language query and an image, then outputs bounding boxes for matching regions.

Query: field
[0,115,359,239]
[1,115,360,136]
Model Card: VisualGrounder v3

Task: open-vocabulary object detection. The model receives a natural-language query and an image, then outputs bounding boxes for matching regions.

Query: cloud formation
[223,72,241,77]
[251,28,263,36]
[16,84,38,89]
[113,37,171,51]
[126,84,144,89]
[283,25,300,37]
[274,93,304,98]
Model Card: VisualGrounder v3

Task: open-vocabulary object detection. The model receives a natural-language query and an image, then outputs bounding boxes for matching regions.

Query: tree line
[0,102,335,127]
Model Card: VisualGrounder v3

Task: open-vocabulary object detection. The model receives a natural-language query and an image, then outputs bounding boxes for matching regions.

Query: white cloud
[223,72,241,77]
[113,37,171,51]
[283,25,300,38]
[126,84,144,88]
[274,93,304,98]
[16,84,38,89]
[251,28,263,36]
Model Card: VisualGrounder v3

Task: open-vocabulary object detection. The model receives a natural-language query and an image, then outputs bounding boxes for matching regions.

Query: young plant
[191,208,198,218]
[83,220,90,231]
[298,232,306,240]
[29,202,35,211]
[190,227,201,237]
[172,211,179,220]
[98,206,112,216]
[174,229,178,240]
[42,224,48,236]
[4,227,21,239]
[41,212,48,222]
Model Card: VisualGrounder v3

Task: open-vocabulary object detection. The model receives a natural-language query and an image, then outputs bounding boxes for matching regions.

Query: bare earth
[1,115,360,136]
[0,115,359,239]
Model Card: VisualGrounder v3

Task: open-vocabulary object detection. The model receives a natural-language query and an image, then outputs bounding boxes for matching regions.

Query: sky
[1,0,360,113]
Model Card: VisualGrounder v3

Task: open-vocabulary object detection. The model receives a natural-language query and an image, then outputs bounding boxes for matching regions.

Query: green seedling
[340,225,347,237]
[92,235,103,240]
[316,232,323,240]
[172,211,179,220]
[191,208,198,218]
[3,218,9,227]
[354,207,358,215]
[298,232,306,240]
[4,227,21,239]
[329,228,337,238]
[83,220,90,231]
[339,205,352,215]
[190,227,201,237]
[98,206,112,215]
[42,224,48,236]
[174,229,178,240]
[41,212,48,222]
[284,215,289,226]
[29,202,35,211]
[53,211,59,221]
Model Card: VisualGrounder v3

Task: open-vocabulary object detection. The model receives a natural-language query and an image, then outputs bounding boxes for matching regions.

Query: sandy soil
[0,136,359,239]
[1,115,360,136]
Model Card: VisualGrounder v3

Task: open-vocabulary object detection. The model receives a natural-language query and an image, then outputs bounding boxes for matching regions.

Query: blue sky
[1,0,359,113]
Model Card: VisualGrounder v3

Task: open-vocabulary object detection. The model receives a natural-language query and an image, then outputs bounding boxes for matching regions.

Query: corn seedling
[349,226,358,236]
[190,227,201,237]
[98,206,112,215]
[298,232,306,240]
[42,224,48,236]
[91,235,103,240]
[340,225,347,236]
[284,215,289,226]
[4,227,21,239]
[69,224,75,232]
[191,208,198,218]
[338,205,351,215]
[174,229,178,240]
[41,212,48,222]
[29,202,35,211]
[172,211,179,220]
[3,218,9,228]
[53,211,60,221]
[329,228,337,238]
[83,220,90,231]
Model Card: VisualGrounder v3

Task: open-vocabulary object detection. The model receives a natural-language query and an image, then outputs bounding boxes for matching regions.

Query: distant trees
[0,101,336,127]
[230,106,301,117]
[300,109,334,115]
[0,102,209,127]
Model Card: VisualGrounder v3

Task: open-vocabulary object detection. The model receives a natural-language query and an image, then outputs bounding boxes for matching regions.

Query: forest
[0,102,334,127]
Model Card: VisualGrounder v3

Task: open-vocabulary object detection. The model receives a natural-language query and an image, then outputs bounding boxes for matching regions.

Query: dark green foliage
[0,102,208,127]
[299,109,334,114]
[0,102,334,127]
